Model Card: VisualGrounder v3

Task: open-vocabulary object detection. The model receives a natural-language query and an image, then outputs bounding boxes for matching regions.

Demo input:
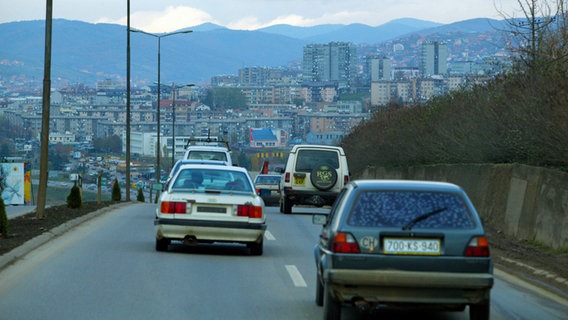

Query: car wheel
[155,238,170,252]
[248,238,263,256]
[282,198,292,214]
[315,272,324,306]
[469,299,490,320]
[323,281,341,320]
[311,164,338,191]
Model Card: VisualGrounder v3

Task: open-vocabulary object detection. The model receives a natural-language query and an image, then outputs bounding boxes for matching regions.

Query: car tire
[315,272,324,306]
[155,238,170,252]
[248,238,263,256]
[323,281,341,320]
[469,299,490,320]
[311,164,338,191]
[282,198,292,214]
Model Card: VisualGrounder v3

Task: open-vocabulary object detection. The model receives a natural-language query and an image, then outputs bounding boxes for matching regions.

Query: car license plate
[383,238,441,255]
[294,176,305,185]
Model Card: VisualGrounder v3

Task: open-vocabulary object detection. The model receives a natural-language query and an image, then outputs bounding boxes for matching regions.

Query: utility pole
[36,0,53,219]
[125,0,131,201]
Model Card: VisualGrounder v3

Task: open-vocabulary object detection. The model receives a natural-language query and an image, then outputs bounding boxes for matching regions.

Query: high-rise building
[370,56,393,81]
[420,41,448,76]
[302,42,357,89]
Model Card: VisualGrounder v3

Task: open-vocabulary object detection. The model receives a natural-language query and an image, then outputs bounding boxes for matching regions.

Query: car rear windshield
[255,175,281,184]
[187,151,227,162]
[348,191,475,229]
[172,169,253,192]
[294,149,339,172]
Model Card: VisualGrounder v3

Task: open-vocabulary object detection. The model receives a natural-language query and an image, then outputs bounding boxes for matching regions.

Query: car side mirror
[312,214,327,225]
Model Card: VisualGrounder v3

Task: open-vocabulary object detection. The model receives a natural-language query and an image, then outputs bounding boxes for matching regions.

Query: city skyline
[1,0,522,33]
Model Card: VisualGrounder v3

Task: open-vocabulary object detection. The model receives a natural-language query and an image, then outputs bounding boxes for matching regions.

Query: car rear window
[347,191,475,229]
[172,169,253,192]
[187,151,227,161]
[255,175,281,184]
[294,149,339,172]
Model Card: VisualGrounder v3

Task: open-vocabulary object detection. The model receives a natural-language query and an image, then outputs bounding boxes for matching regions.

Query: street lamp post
[129,28,192,183]
[171,82,176,168]
[170,83,195,168]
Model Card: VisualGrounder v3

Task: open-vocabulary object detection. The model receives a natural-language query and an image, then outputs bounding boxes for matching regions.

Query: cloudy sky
[1,0,521,32]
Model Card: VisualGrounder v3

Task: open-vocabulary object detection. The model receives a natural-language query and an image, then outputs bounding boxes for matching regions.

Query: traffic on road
[0,203,567,320]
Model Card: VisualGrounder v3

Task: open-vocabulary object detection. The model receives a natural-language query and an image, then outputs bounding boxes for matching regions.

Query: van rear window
[295,150,339,172]
[187,151,227,161]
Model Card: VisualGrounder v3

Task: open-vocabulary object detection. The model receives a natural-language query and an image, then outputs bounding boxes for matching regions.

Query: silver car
[313,180,493,320]
[254,174,282,206]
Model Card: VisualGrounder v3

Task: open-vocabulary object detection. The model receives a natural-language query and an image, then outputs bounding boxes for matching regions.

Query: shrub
[0,198,7,237]
[111,178,122,202]
[66,182,83,209]
[137,188,145,202]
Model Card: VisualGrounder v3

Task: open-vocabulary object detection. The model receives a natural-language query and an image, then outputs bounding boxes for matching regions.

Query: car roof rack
[184,136,231,151]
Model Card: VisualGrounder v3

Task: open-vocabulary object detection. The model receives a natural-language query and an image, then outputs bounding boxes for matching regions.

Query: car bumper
[155,218,266,243]
[283,189,338,206]
[324,269,493,304]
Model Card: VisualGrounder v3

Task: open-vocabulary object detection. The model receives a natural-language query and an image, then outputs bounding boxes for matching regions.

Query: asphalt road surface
[0,203,567,320]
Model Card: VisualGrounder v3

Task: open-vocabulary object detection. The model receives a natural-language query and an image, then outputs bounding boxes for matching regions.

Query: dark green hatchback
[313,180,493,320]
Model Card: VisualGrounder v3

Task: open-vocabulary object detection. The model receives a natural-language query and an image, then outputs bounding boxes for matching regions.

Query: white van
[182,138,233,166]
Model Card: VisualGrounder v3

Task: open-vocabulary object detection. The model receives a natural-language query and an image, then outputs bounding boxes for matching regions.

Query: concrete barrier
[361,163,568,249]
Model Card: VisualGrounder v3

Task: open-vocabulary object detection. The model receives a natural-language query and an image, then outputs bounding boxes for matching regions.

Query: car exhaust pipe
[183,235,198,246]
[353,298,370,313]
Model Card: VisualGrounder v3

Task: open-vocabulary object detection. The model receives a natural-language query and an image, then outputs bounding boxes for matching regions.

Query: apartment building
[420,41,448,76]
[302,42,357,90]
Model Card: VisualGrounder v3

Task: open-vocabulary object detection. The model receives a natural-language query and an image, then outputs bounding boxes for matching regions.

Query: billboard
[1,163,29,205]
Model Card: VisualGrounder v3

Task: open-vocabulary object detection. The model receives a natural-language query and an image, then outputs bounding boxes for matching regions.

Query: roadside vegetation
[342,0,568,177]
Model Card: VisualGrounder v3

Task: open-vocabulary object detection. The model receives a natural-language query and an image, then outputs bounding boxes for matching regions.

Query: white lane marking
[265,230,276,240]
[285,265,307,287]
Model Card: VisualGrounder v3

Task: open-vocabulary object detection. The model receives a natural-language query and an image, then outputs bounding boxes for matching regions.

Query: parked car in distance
[280,144,350,214]
[254,174,282,206]
[313,180,493,320]
[154,163,266,255]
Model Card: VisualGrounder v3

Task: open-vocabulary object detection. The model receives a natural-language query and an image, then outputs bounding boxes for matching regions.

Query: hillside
[0,18,507,86]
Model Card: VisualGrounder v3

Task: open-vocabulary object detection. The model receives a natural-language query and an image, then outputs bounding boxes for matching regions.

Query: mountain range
[0,18,509,88]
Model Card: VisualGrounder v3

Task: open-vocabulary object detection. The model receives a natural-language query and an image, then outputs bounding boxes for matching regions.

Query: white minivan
[182,138,233,166]
[279,144,350,214]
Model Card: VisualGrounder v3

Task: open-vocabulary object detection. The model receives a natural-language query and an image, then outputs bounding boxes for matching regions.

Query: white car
[154,163,266,255]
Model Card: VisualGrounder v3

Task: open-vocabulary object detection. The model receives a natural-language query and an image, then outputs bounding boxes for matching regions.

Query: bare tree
[498,0,562,72]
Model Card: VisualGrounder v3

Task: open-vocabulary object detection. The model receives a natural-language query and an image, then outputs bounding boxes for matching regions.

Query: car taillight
[332,232,360,253]
[465,236,490,257]
[284,172,290,183]
[237,204,263,218]
[343,175,349,184]
[160,201,187,214]
[255,188,260,195]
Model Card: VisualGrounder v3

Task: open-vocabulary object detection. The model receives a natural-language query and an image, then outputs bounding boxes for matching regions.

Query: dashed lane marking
[285,265,307,287]
[265,230,275,240]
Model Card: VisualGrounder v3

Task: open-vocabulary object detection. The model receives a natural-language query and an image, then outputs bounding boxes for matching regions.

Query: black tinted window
[348,191,475,229]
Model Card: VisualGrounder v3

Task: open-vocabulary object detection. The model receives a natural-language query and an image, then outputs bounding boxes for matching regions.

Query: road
[0,203,566,320]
